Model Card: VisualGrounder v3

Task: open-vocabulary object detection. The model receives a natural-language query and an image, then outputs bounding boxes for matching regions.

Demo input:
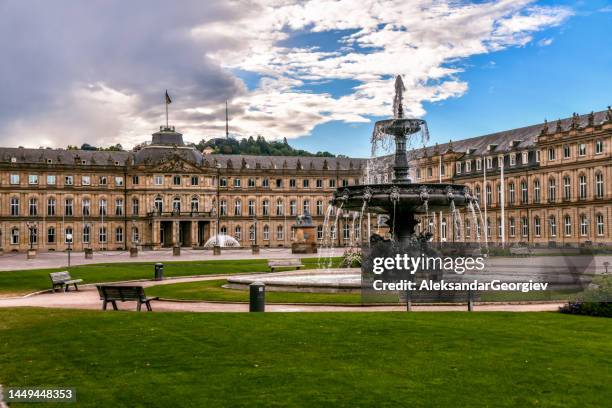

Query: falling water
[327,205,344,269]
[317,205,335,270]
[351,211,358,247]
[449,200,462,241]
[473,200,489,249]
[468,201,481,243]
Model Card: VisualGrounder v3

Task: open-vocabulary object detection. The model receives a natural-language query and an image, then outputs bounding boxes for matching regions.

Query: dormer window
[485,157,492,169]
[476,159,482,171]
[11,157,17,163]
[465,160,471,172]
[548,147,556,161]
[498,155,504,168]
[510,153,516,166]
[455,162,461,174]
[522,151,528,164]
[47,159,53,164]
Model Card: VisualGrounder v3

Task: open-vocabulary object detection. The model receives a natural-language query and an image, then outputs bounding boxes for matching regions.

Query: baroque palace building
[0,108,610,252]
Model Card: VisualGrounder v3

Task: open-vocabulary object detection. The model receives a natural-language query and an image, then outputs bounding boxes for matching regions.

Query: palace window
[132,198,139,215]
[564,215,572,236]
[173,197,181,212]
[263,225,270,241]
[115,227,123,243]
[509,217,516,237]
[154,175,163,185]
[343,223,350,240]
[465,219,471,239]
[342,179,349,187]
[262,199,269,216]
[534,216,541,237]
[248,178,255,187]
[317,225,324,240]
[595,172,604,198]
[47,175,56,185]
[82,198,90,216]
[173,175,181,186]
[220,226,227,236]
[535,150,540,163]
[29,174,38,185]
[485,157,492,169]
[82,175,90,186]
[316,200,323,216]
[65,176,73,186]
[595,139,603,154]
[475,185,481,202]
[549,216,557,237]
[303,200,310,214]
[99,176,108,185]
[83,225,90,244]
[329,179,336,188]
[521,181,528,203]
[476,159,482,171]
[485,184,492,207]
[497,217,502,238]
[579,174,587,199]
[11,228,19,245]
[563,176,571,200]
[115,198,124,216]
[47,227,56,244]
[486,218,491,239]
[65,227,73,243]
[154,197,163,213]
[510,154,516,166]
[132,227,139,243]
[276,179,282,188]
[456,162,461,174]
[596,214,605,236]
[99,226,107,243]
[548,147,556,161]
[10,174,20,185]
[234,199,241,216]
[580,214,588,236]
[498,155,504,168]
[508,183,515,204]
[521,151,528,164]
[289,179,296,188]
[249,225,255,241]
[276,225,283,240]
[290,200,297,216]
[191,176,199,186]
[11,197,19,216]
[248,200,255,216]
[533,179,541,203]
[99,198,107,216]
[64,198,73,216]
[548,178,556,202]
[233,178,241,188]
[132,175,140,185]
[578,143,586,156]
[276,199,284,216]
[191,197,199,212]
[563,145,570,159]
[316,179,323,188]
[496,184,501,205]
[29,227,38,245]
[262,178,270,188]
[29,198,38,216]
[47,198,56,216]
[303,179,310,188]
[521,217,528,237]
[219,200,227,216]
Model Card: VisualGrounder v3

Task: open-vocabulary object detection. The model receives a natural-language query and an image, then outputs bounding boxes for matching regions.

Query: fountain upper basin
[332,183,471,214]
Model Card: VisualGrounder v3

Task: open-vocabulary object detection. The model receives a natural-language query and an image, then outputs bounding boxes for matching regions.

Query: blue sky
[290,0,612,157]
[1,0,609,152]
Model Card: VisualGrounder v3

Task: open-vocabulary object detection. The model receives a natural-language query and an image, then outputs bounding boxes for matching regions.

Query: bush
[559,301,612,317]
[341,248,362,268]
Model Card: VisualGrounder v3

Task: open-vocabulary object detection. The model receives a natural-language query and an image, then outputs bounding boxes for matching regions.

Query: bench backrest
[97,285,146,301]
[49,271,71,284]
[268,259,302,267]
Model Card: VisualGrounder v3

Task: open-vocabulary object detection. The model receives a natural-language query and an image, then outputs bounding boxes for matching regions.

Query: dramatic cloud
[0,0,572,148]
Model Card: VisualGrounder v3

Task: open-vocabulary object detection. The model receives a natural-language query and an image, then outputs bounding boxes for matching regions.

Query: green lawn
[0,258,341,297]
[147,279,362,304]
[0,309,610,407]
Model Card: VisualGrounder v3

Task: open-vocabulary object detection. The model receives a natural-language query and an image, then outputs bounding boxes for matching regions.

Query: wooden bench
[49,271,83,292]
[96,285,158,311]
[268,259,304,273]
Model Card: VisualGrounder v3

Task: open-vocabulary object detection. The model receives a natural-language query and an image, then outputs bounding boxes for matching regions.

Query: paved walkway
[0,248,344,271]
[0,272,564,313]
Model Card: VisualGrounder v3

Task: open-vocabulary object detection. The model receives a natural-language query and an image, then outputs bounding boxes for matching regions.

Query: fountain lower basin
[225,269,361,293]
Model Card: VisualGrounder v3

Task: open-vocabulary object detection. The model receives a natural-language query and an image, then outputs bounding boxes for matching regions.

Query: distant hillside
[195,136,335,157]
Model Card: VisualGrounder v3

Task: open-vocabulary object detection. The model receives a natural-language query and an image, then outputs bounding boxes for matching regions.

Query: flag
[165,90,172,104]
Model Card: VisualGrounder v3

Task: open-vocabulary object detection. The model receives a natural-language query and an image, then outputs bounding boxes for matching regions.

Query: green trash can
[154,263,164,281]
[249,282,265,312]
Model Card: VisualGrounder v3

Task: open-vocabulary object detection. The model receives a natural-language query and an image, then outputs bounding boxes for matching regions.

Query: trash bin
[154,263,164,281]
[249,282,265,312]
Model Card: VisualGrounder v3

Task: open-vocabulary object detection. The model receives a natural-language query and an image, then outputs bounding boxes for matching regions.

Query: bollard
[213,245,221,255]
[249,281,265,312]
[84,248,93,259]
[467,290,474,312]
[405,291,412,312]
[251,244,260,255]
[130,247,138,258]
[173,246,181,256]
[154,263,164,281]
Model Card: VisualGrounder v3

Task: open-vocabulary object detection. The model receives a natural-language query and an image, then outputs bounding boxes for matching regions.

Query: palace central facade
[0,108,610,252]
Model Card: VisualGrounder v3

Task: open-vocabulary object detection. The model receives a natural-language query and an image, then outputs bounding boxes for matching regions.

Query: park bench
[268,259,304,273]
[49,271,83,292]
[96,285,159,312]
[509,247,531,256]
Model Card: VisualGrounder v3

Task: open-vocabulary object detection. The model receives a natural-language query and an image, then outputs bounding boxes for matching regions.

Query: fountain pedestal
[291,211,317,254]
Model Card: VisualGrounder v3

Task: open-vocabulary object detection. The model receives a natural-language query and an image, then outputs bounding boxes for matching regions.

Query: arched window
[534,216,541,237]
[596,214,605,236]
[509,217,515,237]
[520,180,528,203]
[132,227,139,243]
[316,200,323,216]
[83,224,90,243]
[191,196,199,212]
[10,197,19,216]
[154,196,163,212]
[521,217,528,237]
[172,197,181,212]
[29,226,38,245]
[276,225,284,240]
[262,199,270,216]
[464,219,471,239]
[441,218,447,241]
[249,225,255,241]
[99,198,107,216]
[496,184,501,205]
[82,198,91,216]
[549,215,557,237]
[303,199,310,214]
[563,176,571,200]
[475,184,481,202]
[115,227,123,243]
[548,177,556,202]
[564,215,571,236]
[115,198,124,216]
[595,172,604,198]
[263,225,270,240]
[220,226,227,235]
[579,174,587,199]
[248,199,255,216]
[497,217,502,238]
[580,214,588,236]
[486,217,491,238]
[317,225,324,240]
[485,184,492,207]
[98,226,106,243]
[132,198,139,215]
[343,223,350,240]
[533,179,541,203]
[220,200,227,216]
[276,199,284,216]
[47,197,56,216]
[29,198,38,216]
[47,227,56,244]
[234,225,241,240]
[234,199,241,216]
[508,182,515,204]
[290,200,297,216]
[11,228,19,245]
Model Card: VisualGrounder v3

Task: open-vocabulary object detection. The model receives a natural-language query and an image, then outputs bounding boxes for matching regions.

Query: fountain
[331,75,472,244]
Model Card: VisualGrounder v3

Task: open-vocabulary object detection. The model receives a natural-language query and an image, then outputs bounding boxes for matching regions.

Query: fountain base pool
[225,269,361,293]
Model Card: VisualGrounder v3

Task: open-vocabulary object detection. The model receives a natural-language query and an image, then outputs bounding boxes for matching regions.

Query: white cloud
[538,38,554,46]
[1,0,573,148]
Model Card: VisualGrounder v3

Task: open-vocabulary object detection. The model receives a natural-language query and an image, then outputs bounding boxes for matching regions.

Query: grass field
[0,258,341,297]
[0,308,610,407]
[147,279,363,304]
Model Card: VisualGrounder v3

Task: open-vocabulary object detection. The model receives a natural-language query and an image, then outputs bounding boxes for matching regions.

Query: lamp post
[252,216,259,254]
[66,233,73,267]
[26,221,38,259]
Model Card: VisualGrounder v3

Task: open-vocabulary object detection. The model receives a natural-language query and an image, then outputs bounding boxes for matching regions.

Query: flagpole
[166,97,169,128]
